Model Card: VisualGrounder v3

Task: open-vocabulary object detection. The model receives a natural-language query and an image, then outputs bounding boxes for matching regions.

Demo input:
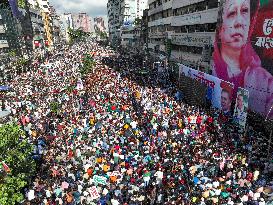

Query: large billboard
[179,64,234,112]
[212,0,273,119]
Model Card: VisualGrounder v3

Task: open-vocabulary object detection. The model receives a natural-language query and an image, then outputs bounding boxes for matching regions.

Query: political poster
[212,0,273,119]
[220,81,234,116]
[179,64,234,110]
[233,87,249,128]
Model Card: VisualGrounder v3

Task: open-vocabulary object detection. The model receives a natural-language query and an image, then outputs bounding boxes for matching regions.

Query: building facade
[170,0,218,71]
[147,0,219,72]
[59,13,74,43]
[72,13,92,33]
[107,0,149,47]
[0,14,9,53]
[29,0,53,46]
[94,17,106,33]
[29,6,44,36]
[107,0,121,46]
[136,0,149,19]
[49,6,61,45]
[0,4,22,55]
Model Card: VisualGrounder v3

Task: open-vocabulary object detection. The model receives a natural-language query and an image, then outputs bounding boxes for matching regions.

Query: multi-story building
[147,0,219,72]
[59,13,74,43]
[140,9,149,52]
[0,14,9,53]
[170,0,218,71]
[0,4,22,55]
[107,0,121,45]
[72,13,92,33]
[29,0,53,46]
[120,0,148,48]
[147,0,174,57]
[49,6,61,45]
[94,17,106,33]
[107,0,148,47]
[136,0,149,19]
[29,6,44,35]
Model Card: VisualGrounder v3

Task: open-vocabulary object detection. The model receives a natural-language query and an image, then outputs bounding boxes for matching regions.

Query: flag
[1,162,11,173]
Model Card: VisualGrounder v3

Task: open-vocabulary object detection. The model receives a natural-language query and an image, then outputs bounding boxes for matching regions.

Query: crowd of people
[2,40,273,205]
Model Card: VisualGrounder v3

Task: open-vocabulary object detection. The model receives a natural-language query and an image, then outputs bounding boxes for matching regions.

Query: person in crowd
[2,40,272,205]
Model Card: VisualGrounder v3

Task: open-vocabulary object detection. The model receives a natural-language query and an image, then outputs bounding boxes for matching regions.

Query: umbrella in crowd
[1,40,272,205]
[0,85,11,91]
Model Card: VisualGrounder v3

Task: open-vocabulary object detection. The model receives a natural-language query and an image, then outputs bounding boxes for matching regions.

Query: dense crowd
[2,41,273,205]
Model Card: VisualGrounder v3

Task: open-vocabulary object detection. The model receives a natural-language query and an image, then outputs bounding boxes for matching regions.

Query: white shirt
[155,171,163,179]
[111,199,120,205]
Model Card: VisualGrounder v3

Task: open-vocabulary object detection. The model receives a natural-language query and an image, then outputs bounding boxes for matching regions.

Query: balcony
[171,50,202,64]
[148,16,172,27]
[121,33,135,39]
[0,25,5,34]
[172,0,205,9]
[149,31,165,39]
[171,32,215,47]
[0,40,9,49]
[171,8,218,27]
[148,0,173,16]
[148,4,163,16]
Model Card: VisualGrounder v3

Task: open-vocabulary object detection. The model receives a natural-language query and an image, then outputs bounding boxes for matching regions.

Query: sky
[48,0,108,18]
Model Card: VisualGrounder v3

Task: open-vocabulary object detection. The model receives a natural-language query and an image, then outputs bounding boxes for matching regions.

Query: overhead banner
[233,87,249,128]
[179,64,234,110]
[212,0,273,119]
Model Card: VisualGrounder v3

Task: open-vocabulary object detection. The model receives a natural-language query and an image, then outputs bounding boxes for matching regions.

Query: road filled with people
[2,41,273,204]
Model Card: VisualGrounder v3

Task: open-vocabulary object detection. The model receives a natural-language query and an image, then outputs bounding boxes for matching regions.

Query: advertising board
[212,0,273,118]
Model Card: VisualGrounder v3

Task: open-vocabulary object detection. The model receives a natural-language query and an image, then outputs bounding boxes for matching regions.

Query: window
[188,25,196,33]
[188,4,196,13]
[196,1,206,12]
[195,24,207,32]
[207,0,219,9]
[208,23,217,32]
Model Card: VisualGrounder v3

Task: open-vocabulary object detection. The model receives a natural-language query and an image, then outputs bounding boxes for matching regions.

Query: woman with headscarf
[212,0,273,118]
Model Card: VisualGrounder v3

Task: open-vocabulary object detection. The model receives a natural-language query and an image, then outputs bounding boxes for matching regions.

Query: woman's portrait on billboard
[212,0,273,118]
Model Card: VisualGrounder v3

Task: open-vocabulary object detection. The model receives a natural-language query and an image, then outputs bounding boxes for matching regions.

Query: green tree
[80,53,96,77]
[68,28,89,43]
[134,17,142,25]
[0,123,35,205]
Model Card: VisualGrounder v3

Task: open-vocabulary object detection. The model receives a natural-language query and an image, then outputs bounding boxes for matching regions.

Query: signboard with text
[212,0,273,119]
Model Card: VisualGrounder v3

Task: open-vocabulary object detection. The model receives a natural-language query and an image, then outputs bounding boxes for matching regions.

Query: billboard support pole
[265,104,273,121]
[267,130,272,160]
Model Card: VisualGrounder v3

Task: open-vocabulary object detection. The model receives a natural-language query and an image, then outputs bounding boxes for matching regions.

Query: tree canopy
[0,122,35,205]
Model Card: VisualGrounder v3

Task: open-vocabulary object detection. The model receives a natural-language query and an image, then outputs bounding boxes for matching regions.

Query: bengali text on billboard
[212,0,273,119]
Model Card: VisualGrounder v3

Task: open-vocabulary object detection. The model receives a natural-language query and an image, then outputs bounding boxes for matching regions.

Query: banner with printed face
[212,0,273,119]
[220,81,234,115]
[179,64,234,112]
[233,87,249,128]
